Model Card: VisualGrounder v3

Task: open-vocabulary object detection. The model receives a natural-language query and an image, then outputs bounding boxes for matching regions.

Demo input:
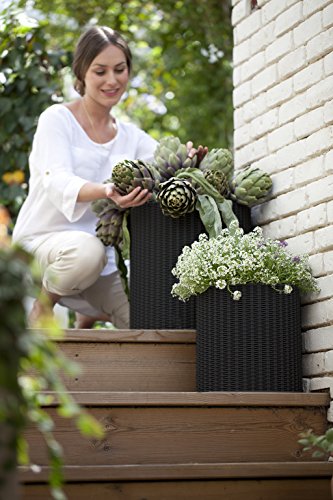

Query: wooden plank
[41,391,330,407]
[21,478,332,500]
[33,329,196,343]
[59,343,196,392]
[24,406,328,465]
[19,462,333,482]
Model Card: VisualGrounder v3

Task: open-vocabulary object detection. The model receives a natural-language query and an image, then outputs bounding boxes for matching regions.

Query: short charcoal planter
[129,201,252,330]
[196,284,302,392]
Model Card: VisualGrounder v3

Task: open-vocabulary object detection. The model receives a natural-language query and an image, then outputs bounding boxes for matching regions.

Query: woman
[13,26,201,328]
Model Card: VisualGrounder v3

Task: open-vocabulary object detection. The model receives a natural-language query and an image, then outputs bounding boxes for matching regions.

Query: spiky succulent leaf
[157,177,197,218]
[230,166,273,207]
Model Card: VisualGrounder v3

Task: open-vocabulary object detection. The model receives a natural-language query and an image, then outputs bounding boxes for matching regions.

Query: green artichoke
[92,198,127,247]
[157,177,197,218]
[230,166,273,207]
[153,136,198,183]
[111,159,156,195]
[199,148,234,181]
[202,169,229,197]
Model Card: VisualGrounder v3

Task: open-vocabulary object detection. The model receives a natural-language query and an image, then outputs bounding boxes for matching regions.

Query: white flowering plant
[171,221,320,301]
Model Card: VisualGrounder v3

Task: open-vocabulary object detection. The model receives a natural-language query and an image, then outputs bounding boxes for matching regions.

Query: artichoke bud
[199,148,234,180]
[157,177,197,218]
[176,143,188,163]
[112,159,156,195]
[203,169,229,196]
[230,166,273,207]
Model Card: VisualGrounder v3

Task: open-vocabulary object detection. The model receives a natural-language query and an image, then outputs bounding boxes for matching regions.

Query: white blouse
[12,104,158,275]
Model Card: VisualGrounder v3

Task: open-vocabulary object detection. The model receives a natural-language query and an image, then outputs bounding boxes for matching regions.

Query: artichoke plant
[112,159,157,195]
[230,166,272,207]
[199,148,234,181]
[157,177,197,218]
[202,169,229,197]
[153,136,198,183]
[92,198,127,247]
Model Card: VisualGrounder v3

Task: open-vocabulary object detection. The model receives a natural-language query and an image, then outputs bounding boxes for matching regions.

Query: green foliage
[0,4,69,220]
[0,240,104,499]
[299,428,333,458]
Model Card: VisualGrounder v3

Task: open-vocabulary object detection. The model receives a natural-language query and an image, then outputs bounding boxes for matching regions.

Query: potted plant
[92,137,272,329]
[171,221,320,392]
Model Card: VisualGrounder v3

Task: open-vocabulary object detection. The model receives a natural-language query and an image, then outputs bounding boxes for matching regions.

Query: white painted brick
[314,225,333,252]
[324,101,333,125]
[260,215,297,239]
[270,167,294,196]
[297,204,327,233]
[266,78,293,109]
[294,107,324,140]
[323,3,333,28]
[324,51,333,76]
[325,149,333,174]
[234,136,268,166]
[307,376,333,394]
[294,155,325,187]
[309,253,325,277]
[233,39,251,66]
[293,11,322,47]
[306,75,333,110]
[234,108,244,128]
[305,126,333,159]
[302,298,333,329]
[251,108,279,139]
[241,51,266,81]
[303,0,332,17]
[324,250,333,273]
[316,275,333,301]
[286,230,315,254]
[278,93,305,124]
[267,122,294,152]
[274,2,303,37]
[306,27,333,63]
[234,9,262,44]
[232,0,242,7]
[328,200,333,224]
[303,351,325,376]
[274,138,307,170]
[248,153,277,174]
[234,123,251,148]
[263,188,307,219]
[306,174,333,205]
[277,46,306,79]
[325,350,333,373]
[231,0,249,25]
[242,93,267,123]
[233,66,242,87]
[251,64,277,96]
[257,0,269,6]
[250,21,275,54]
[233,80,252,107]
[293,59,323,93]
[265,31,294,65]
[261,0,288,23]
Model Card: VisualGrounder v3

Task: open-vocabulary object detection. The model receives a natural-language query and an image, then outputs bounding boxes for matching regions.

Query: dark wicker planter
[129,201,252,330]
[196,284,302,392]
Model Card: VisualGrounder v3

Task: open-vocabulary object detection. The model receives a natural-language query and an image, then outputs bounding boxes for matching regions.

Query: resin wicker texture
[196,284,302,392]
[129,201,252,330]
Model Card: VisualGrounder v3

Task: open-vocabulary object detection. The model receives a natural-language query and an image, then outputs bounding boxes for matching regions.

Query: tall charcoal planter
[196,284,302,392]
[129,201,252,330]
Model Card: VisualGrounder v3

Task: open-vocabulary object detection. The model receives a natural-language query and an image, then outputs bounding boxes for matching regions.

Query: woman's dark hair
[72,26,132,96]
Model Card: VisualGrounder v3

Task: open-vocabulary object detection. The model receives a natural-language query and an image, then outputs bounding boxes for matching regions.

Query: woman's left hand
[107,185,152,208]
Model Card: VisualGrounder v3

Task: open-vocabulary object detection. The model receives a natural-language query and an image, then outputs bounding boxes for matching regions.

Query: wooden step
[20,463,333,500]
[55,329,196,392]
[24,391,329,466]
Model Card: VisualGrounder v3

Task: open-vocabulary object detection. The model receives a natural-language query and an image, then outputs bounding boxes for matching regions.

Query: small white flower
[232,290,242,301]
[284,284,293,294]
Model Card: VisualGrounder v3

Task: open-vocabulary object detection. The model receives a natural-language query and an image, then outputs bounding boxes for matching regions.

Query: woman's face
[84,44,129,107]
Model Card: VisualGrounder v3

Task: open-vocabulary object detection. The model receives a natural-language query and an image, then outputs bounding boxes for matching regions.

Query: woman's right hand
[106,184,152,208]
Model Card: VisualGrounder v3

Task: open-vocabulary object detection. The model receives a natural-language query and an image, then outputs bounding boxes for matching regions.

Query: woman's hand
[106,184,152,208]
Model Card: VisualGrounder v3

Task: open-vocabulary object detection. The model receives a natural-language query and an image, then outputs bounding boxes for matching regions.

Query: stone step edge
[40,391,330,407]
[19,462,333,483]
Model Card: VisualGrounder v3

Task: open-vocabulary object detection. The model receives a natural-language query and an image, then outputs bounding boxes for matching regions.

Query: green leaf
[196,194,222,238]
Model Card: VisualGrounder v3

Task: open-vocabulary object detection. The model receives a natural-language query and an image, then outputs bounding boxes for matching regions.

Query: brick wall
[231,0,333,413]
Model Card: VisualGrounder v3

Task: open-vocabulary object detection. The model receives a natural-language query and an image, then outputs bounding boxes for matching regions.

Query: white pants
[33,231,129,328]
